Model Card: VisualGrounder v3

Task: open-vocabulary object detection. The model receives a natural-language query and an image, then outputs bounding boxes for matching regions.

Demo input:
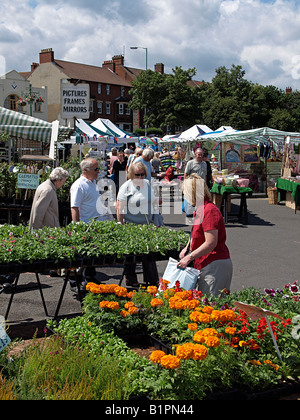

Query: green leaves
[0,221,189,266]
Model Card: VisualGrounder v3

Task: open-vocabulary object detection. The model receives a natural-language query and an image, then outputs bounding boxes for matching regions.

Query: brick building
[24,49,135,131]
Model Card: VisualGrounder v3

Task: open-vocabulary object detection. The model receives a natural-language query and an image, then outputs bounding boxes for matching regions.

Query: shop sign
[61,83,90,119]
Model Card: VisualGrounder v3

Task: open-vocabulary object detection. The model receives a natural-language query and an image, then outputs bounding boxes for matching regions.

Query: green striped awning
[0,106,73,142]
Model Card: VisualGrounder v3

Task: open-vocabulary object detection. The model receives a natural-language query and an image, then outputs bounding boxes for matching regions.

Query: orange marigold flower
[151,298,164,307]
[201,328,218,337]
[188,323,198,331]
[205,336,220,348]
[193,331,206,343]
[264,360,279,370]
[147,286,158,295]
[124,301,135,309]
[128,306,138,314]
[150,350,166,364]
[114,286,128,297]
[176,343,194,360]
[249,360,261,366]
[160,355,181,369]
[191,344,208,361]
[185,299,200,310]
[201,305,214,314]
[120,310,129,318]
[225,327,237,335]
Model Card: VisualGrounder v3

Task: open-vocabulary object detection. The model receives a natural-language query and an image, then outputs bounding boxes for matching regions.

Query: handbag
[162,257,200,290]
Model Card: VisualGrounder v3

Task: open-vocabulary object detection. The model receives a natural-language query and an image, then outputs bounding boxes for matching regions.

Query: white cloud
[0,0,299,89]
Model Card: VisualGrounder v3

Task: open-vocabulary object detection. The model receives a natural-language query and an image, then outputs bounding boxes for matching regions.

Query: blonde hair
[182,174,211,206]
[127,161,148,180]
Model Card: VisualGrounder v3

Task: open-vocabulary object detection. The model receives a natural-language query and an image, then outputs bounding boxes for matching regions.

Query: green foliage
[0,220,189,265]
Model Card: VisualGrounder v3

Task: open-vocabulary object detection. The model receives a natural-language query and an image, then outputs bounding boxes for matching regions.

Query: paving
[0,195,299,332]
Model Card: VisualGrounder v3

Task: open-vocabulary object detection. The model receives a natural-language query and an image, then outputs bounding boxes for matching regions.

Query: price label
[0,324,11,352]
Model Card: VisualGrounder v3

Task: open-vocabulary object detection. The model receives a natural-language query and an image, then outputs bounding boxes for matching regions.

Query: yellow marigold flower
[120,310,129,318]
[205,336,220,347]
[191,344,208,361]
[225,327,237,335]
[151,298,164,307]
[160,355,181,369]
[147,286,158,295]
[239,340,248,347]
[150,350,166,364]
[188,323,198,331]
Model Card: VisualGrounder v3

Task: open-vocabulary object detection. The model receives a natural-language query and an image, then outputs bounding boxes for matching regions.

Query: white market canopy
[162,124,212,143]
[200,127,300,145]
[92,118,132,138]
[0,106,72,142]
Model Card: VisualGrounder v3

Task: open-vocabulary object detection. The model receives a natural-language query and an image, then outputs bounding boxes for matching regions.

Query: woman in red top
[178,175,232,297]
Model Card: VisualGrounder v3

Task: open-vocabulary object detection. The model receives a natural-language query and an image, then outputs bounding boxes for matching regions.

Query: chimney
[155,63,164,74]
[31,62,39,72]
[286,87,292,94]
[40,48,54,64]
[112,55,125,67]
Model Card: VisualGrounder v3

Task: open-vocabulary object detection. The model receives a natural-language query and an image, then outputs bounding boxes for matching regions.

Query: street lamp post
[130,46,148,136]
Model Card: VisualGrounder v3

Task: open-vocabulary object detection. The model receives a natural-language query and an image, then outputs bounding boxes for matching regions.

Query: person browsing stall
[29,167,69,230]
[178,175,232,297]
[116,161,159,287]
[184,148,207,182]
[70,158,113,223]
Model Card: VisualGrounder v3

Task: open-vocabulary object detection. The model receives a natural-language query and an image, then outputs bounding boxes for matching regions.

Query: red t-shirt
[191,200,230,270]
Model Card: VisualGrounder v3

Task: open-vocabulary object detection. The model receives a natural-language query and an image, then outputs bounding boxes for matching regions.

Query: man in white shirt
[70,158,112,287]
[70,158,112,223]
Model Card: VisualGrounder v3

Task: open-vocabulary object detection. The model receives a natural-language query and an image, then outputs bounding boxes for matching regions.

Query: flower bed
[1,279,299,400]
[0,221,188,271]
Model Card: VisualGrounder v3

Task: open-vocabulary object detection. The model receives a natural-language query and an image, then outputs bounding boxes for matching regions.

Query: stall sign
[61,83,90,119]
[17,173,40,190]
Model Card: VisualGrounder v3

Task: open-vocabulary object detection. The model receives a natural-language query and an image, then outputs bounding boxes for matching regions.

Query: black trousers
[124,259,159,286]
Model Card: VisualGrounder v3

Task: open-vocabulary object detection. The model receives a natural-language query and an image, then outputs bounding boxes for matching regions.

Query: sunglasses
[135,173,145,177]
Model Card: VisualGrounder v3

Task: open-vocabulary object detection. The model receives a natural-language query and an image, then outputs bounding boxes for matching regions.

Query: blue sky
[0,0,300,90]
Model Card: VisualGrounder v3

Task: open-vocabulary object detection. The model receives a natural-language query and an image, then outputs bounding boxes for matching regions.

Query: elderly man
[184,148,207,181]
[134,148,158,182]
[70,158,113,287]
[71,158,113,223]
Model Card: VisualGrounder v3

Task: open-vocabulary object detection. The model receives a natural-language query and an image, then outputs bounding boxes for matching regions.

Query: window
[118,103,124,115]
[97,101,103,114]
[97,83,102,94]
[121,86,125,97]
[89,99,94,113]
[4,95,20,111]
[106,102,111,114]
[34,102,42,112]
[125,104,131,115]
[106,85,110,95]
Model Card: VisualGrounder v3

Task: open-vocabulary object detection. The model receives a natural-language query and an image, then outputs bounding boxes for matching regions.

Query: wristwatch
[188,251,195,261]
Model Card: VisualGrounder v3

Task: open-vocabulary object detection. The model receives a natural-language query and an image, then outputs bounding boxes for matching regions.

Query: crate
[267,188,278,205]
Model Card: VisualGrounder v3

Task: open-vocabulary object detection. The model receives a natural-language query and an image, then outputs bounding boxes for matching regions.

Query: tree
[129,66,201,132]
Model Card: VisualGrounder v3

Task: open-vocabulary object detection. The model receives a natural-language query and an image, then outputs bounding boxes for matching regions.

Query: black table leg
[5,274,20,320]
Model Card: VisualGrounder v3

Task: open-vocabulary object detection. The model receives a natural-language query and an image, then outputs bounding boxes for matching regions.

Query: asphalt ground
[0,194,299,330]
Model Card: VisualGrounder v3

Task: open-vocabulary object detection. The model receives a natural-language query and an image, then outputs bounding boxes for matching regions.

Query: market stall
[276,177,300,213]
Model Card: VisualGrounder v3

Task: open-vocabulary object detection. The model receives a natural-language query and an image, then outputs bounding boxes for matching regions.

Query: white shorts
[197,258,233,297]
